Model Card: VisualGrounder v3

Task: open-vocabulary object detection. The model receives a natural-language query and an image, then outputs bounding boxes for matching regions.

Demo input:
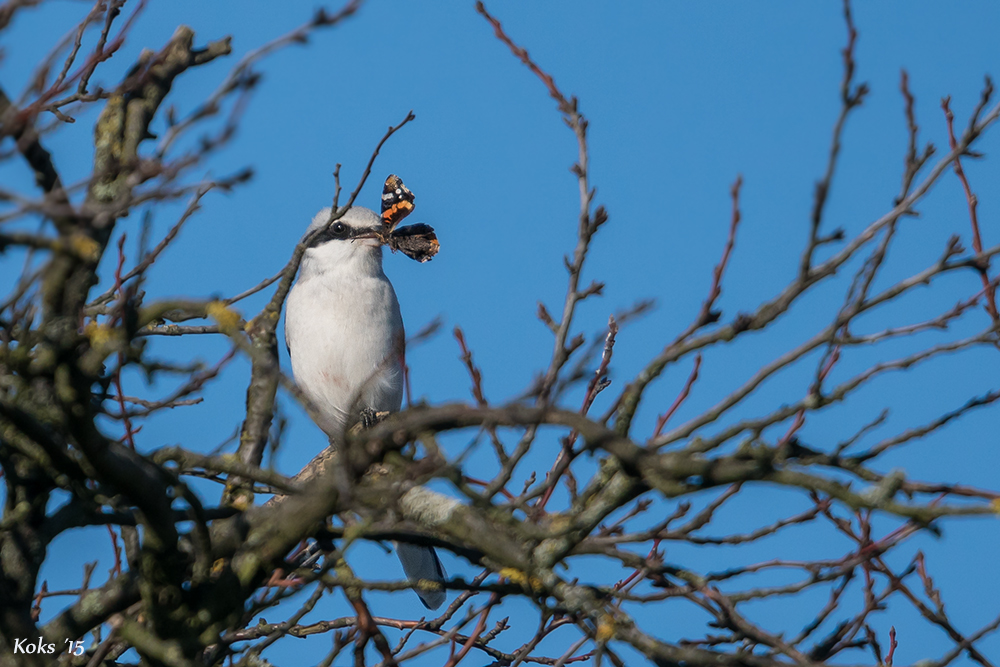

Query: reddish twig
[30,581,46,622]
[652,354,702,439]
[156,0,362,155]
[613,538,661,602]
[812,345,842,395]
[942,94,999,321]
[464,475,516,502]
[915,551,944,614]
[886,626,897,666]
[20,0,148,119]
[111,367,138,448]
[535,316,618,513]
[697,176,743,327]
[90,186,211,308]
[106,525,122,578]
[454,327,510,463]
[901,70,918,161]
[801,0,868,277]
[897,70,933,201]
[780,346,840,447]
[638,175,743,405]
[110,233,128,323]
[475,2,570,112]
[347,594,398,667]
[580,315,617,415]
[109,234,140,448]
[454,327,487,405]
[443,594,500,667]
[822,507,992,666]
[776,410,807,449]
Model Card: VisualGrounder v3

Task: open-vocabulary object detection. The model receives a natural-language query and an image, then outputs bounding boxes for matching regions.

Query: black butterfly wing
[388,223,439,263]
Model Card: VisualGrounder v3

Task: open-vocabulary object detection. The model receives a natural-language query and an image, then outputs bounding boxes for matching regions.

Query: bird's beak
[352,230,382,247]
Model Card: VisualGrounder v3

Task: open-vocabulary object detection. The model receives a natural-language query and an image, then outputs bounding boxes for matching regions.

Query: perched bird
[286,205,406,437]
[284,176,444,609]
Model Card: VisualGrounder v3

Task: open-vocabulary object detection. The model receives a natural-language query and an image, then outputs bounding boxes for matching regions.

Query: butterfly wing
[388,223,440,263]
[381,174,415,235]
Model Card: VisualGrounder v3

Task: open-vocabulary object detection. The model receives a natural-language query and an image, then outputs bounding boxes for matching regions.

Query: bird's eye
[331,222,349,237]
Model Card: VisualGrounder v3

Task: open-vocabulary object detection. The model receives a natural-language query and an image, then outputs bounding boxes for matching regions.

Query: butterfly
[380,174,440,263]
[381,174,415,235]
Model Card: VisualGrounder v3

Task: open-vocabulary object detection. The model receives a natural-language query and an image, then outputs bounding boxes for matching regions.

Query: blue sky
[4,1,1000,665]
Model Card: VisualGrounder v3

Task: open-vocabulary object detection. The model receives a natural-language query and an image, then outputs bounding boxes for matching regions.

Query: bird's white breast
[285,258,405,439]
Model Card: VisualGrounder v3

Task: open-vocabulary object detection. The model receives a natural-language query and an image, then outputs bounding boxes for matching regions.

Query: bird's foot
[359,407,390,430]
[359,407,378,429]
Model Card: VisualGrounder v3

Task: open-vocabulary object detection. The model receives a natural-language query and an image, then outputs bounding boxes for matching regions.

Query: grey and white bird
[285,202,446,609]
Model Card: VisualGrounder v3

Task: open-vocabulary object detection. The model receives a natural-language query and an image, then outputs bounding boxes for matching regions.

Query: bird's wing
[395,542,446,610]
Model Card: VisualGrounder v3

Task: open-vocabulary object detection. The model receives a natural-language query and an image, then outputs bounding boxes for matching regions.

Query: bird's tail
[395,542,446,610]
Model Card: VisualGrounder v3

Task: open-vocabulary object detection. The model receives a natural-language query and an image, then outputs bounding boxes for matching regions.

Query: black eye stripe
[307,221,353,247]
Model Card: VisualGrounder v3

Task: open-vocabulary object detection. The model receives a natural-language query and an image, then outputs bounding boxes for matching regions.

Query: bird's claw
[359,407,390,430]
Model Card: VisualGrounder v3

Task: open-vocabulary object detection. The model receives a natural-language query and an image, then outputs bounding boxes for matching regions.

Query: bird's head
[300,206,385,277]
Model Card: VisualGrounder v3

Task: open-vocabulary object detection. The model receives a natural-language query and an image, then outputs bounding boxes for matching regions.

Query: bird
[284,179,446,610]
